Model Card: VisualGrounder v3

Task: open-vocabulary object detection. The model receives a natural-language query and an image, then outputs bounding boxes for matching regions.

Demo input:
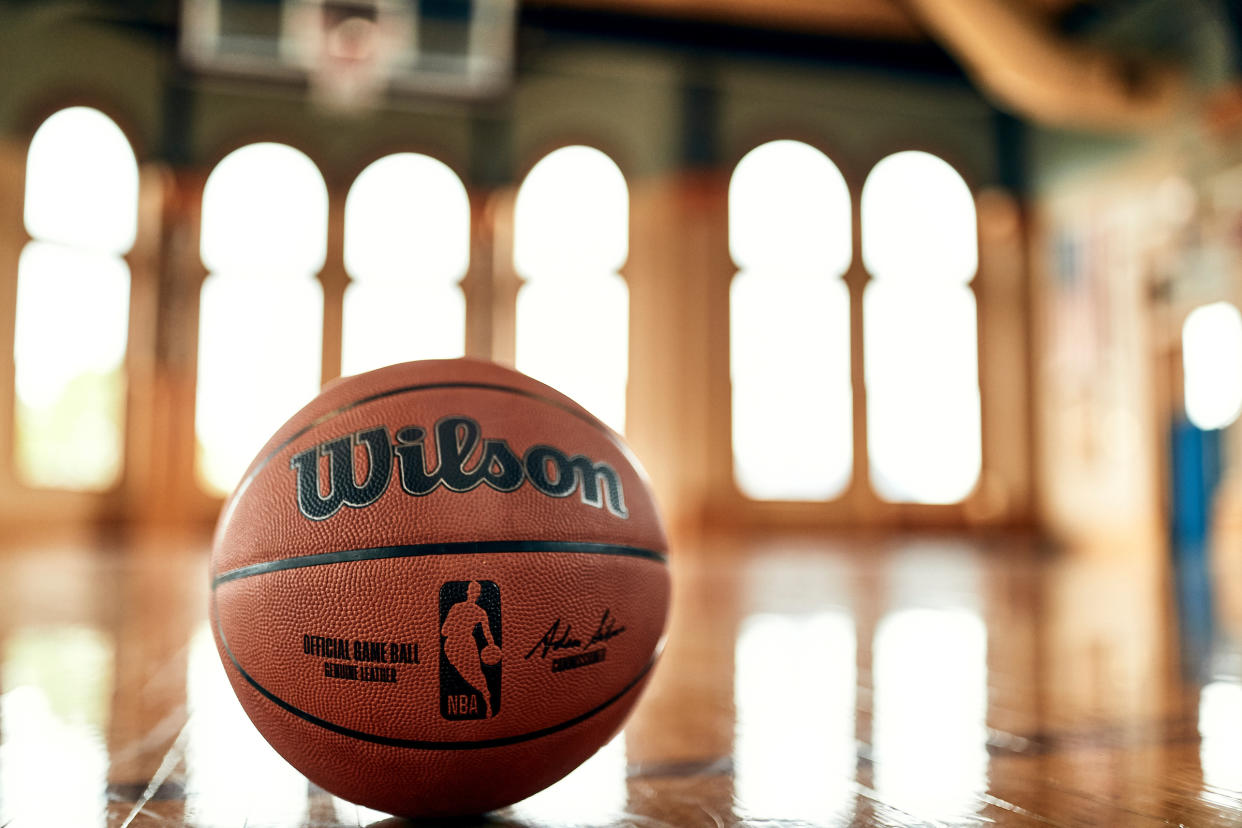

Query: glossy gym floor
[1,528,1239,827]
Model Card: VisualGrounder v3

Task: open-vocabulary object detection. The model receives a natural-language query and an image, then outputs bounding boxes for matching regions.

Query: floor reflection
[328,795,395,827]
[873,607,987,821]
[734,611,856,823]
[1,625,113,828]
[183,623,311,828]
[871,545,988,822]
[1199,680,1242,807]
[0,529,1240,826]
[509,734,628,824]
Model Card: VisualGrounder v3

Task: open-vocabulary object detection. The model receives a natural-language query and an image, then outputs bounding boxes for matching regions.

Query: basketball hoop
[181,0,515,110]
[286,0,412,114]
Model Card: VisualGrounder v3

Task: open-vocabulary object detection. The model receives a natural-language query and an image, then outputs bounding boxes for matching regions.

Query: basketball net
[287,1,412,115]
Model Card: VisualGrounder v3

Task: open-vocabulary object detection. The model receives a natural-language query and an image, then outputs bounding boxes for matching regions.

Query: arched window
[862,151,980,504]
[1182,302,1242,430]
[514,146,628,432]
[196,143,327,495]
[342,153,469,375]
[15,107,137,490]
[729,140,853,501]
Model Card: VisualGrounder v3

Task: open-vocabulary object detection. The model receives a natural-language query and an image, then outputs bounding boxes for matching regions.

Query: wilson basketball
[209,358,670,817]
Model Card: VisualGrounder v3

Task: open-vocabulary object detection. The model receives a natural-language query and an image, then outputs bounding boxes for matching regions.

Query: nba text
[445,694,481,716]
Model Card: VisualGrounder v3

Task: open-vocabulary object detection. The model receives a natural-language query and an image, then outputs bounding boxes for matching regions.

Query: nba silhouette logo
[439,580,502,720]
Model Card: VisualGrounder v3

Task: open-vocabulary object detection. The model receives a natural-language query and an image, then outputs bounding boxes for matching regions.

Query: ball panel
[213,552,668,742]
[220,656,651,817]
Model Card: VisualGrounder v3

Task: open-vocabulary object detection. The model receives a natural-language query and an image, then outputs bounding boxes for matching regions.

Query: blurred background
[0,0,1238,557]
[2,0,1242,824]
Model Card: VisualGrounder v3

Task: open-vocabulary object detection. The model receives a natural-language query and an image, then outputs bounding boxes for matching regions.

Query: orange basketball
[210,358,670,817]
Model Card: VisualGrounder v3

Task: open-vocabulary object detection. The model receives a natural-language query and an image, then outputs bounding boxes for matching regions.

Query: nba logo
[439,580,503,720]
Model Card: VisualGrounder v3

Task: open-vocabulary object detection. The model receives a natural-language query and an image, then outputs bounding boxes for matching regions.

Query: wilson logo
[289,416,628,521]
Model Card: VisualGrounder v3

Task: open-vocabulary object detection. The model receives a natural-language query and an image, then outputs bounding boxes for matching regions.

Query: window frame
[708,133,1022,529]
[0,106,1029,531]
[726,138,856,503]
[0,98,158,522]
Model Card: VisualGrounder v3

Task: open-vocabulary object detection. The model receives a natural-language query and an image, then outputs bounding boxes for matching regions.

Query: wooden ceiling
[524,0,1092,40]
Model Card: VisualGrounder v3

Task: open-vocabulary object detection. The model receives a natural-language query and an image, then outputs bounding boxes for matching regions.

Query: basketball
[209,358,670,817]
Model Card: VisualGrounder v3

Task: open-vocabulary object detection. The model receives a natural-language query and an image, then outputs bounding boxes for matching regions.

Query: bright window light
[344,153,469,281]
[729,141,853,501]
[730,140,852,274]
[200,143,328,275]
[342,153,469,375]
[24,107,138,254]
[14,245,130,490]
[342,283,465,375]
[1183,302,1242,430]
[731,276,852,500]
[514,146,629,432]
[862,151,977,285]
[196,274,323,495]
[514,145,627,280]
[862,152,980,503]
[734,612,856,822]
[195,143,327,496]
[15,107,136,490]
[865,283,981,503]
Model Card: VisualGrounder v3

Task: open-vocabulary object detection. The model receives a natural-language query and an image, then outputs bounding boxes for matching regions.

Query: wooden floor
[0,527,1240,827]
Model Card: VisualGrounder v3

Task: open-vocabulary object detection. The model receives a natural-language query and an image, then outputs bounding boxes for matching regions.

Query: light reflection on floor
[1199,680,1242,807]
[508,734,628,824]
[873,607,988,821]
[872,545,987,822]
[0,532,1241,826]
[183,623,311,828]
[734,612,856,823]
[0,626,113,828]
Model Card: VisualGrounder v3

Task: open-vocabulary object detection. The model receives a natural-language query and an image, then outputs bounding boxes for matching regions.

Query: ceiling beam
[901,0,1186,130]
[524,0,925,39]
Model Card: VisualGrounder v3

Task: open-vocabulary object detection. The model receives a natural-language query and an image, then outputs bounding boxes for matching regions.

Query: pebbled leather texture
[210,358,670,817]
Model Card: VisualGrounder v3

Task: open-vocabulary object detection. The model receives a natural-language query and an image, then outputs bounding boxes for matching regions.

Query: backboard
[180,0,516,111]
